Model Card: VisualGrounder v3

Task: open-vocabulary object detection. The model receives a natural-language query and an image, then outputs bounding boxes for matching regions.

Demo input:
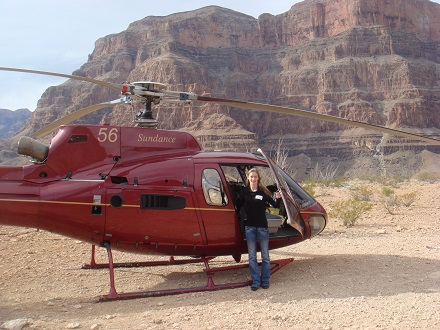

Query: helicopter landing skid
[82,244,209,269]
[97,242,293,302]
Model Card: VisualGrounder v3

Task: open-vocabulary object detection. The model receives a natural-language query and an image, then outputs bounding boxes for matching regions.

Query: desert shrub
[330,176,348,187]
[270,138,294,175]
[307,163,346,187]
[349,185,374,201]
[399,191,417,207]
[380,186,398,214]
[330,200,373,227]
[301,180,316,197]
[381,186,395,197]
[417,172,438,183]
[383,195,399,214]
[365,174,406,187]
[388,174,409,185]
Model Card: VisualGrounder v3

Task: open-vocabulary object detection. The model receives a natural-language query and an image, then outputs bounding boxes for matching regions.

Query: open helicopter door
[258,149,305,237]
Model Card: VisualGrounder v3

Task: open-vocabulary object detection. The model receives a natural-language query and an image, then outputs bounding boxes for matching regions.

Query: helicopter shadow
[1,251,439,321]
[267,250,440,302]
[97,250,440,303]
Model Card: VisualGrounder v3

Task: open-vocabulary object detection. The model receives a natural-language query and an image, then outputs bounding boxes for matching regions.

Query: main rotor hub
[121,81,168,128]
[121,81,167,98]
[132,81,167,92]
[120,80,196,128]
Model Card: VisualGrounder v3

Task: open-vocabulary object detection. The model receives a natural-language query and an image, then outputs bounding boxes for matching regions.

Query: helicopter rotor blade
[3,66,439,145]
[195,96,440,146]
[0,66,121,91]
[31,98,129,138]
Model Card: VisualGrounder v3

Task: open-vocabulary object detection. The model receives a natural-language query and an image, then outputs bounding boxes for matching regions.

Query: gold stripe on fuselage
[0,199,235,212]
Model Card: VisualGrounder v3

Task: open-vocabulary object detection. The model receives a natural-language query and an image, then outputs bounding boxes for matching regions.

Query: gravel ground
[1,180,439,330]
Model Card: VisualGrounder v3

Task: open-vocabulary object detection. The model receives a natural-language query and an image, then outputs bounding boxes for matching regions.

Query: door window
[201,168,228,206]
[257,149,307,236]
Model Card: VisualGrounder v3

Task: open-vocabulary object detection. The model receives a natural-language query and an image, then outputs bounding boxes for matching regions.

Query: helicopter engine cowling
[18,136,49,162]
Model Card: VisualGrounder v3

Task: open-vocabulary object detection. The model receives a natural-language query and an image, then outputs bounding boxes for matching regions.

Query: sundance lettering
[138,134,177,143]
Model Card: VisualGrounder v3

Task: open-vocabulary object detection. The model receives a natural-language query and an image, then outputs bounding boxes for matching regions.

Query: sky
[0,0,301,111]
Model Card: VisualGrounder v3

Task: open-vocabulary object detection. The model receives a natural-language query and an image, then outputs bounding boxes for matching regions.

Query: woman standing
[237,168,281,291]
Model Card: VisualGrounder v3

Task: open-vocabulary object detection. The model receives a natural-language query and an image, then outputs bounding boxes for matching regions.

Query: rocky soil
[1,180,439,330]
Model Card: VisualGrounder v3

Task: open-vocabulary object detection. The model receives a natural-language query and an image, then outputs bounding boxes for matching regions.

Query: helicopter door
[194,165,239,244]
[104,187,204,253]
[258,149,305,237]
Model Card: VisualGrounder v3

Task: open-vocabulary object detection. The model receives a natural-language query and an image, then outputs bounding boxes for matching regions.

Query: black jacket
[237,186,280,228]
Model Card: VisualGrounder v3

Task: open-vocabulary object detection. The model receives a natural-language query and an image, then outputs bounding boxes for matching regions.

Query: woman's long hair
[246,168,272,197]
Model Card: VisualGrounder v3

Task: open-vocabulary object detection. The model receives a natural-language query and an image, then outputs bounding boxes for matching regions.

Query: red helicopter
[1,67,439,302]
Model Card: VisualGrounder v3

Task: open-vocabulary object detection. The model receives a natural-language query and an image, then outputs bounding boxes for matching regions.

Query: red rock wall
[20,0,440,165]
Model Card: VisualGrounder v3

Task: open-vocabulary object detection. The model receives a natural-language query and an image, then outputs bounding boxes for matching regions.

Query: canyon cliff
[0,108,31,139]
[3,0,440,178]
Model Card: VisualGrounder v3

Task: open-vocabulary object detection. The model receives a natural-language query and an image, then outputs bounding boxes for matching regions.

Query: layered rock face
[0,108,31,139]
[11,0,440,177]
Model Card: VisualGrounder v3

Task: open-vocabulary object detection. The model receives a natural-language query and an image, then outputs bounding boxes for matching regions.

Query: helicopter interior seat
[266,212,283,234]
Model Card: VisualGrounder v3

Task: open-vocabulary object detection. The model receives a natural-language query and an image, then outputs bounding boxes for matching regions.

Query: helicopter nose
[308,214,326,238]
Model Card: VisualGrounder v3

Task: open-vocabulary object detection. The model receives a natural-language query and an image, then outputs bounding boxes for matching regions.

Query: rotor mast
[135,97,158,127]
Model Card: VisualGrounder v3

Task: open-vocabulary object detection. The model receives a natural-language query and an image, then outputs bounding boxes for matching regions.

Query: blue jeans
[245,226,270,287]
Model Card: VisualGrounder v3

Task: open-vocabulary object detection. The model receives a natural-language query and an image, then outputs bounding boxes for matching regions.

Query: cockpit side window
[220,165,279,206]
[201,168,228,206]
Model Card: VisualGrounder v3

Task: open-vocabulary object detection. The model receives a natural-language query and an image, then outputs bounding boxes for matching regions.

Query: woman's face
[248,171,259,184]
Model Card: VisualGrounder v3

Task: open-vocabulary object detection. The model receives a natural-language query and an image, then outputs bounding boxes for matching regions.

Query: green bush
[381,186,395,197]
[349,185,374,201]
[302,180,316,197]
[383,195,399,214]
[330,200,373,227]
[399,191,417,207]
[364,174,407,187]
[417,172,438,183]
[380,186,398,214]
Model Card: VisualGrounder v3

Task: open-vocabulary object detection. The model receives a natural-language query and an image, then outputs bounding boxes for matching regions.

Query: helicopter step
[97,242,293,302]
